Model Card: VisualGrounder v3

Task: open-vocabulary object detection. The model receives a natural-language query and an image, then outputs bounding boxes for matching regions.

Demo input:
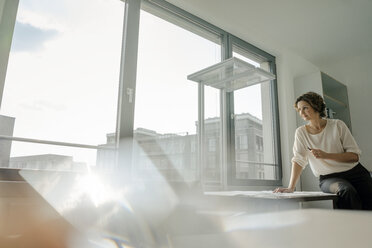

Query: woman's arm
[273,162,303,193]
[310,149,359,163]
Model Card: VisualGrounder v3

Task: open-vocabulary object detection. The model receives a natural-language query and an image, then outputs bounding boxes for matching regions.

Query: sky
[1,0,263,166]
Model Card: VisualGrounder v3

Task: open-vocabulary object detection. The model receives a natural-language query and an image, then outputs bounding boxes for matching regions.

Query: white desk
[205,191,338,209]
[170,208,372,248]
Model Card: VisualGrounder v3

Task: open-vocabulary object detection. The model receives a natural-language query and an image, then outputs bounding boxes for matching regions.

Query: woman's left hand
[310,148,328,159]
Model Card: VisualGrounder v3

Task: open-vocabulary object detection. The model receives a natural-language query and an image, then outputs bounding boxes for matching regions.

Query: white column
[0,0,19,108]
[116,0,141,175]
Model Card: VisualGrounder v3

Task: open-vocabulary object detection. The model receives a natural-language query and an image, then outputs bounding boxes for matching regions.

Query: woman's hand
[310,148,328,159]
[310,148,359,163]
[273,187,295,193]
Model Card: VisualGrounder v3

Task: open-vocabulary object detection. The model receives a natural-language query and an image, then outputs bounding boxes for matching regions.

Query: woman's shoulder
[327,119,346,127]
[295,125,307,136]
[327,118,340,122]
[325,119,350,136]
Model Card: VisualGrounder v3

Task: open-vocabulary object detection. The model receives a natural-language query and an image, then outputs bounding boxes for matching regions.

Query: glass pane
[133,10,221,182]
[204,86,221,184]
[232,44,261,67]
[1,0,124,147]
[232,50,277,180]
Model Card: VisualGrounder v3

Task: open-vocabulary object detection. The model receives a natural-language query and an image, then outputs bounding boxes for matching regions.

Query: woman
[274,92,372,210]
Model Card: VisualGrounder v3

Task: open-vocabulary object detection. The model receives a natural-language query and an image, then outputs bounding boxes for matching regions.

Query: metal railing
[0,135,116,150]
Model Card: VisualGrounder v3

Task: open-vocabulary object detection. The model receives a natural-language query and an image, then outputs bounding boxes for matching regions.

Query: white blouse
[291,119,361,177]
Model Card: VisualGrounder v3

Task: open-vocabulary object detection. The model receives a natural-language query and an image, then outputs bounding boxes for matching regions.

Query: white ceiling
[166,0,372,67]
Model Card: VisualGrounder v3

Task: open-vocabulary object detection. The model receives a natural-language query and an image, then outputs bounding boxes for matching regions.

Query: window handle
[126,88,134,103]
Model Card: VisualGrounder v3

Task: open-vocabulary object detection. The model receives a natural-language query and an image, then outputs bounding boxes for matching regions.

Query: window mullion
[220,33,233,189]
[116,0,141,174]
[0,0,19,109]
[198,83,205,185]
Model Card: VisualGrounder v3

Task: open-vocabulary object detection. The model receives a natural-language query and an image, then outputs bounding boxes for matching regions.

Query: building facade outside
[96,112,272,184]
[9,154,87,171]
[1,113,271,180]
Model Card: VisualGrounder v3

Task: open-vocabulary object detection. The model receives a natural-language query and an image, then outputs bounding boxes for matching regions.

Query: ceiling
[166,0,372,67]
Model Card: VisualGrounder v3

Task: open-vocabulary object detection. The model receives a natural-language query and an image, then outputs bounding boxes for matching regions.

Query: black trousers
[319,163,372,210]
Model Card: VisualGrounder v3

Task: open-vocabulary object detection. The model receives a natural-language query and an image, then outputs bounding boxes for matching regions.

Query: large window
[229,41,280,185]
[129,1,280,187]
[0,0,124,169]
[132,7,221,183]
[1,0,280,187]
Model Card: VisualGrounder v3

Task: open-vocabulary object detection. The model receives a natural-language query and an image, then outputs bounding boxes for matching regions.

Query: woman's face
[296,100,320,121]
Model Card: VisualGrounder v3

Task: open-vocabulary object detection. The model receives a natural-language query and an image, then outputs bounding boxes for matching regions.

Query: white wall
[274,49,320,190]
[321,53,372,171]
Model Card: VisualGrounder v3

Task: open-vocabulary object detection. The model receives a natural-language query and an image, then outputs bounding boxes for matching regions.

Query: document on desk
[205,191,336,199]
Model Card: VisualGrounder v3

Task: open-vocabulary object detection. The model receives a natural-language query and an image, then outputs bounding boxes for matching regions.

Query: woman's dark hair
[294,92,326,118]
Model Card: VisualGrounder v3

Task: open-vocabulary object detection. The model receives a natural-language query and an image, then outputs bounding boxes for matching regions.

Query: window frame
[227,35,282,186]
[136,0,282,187]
